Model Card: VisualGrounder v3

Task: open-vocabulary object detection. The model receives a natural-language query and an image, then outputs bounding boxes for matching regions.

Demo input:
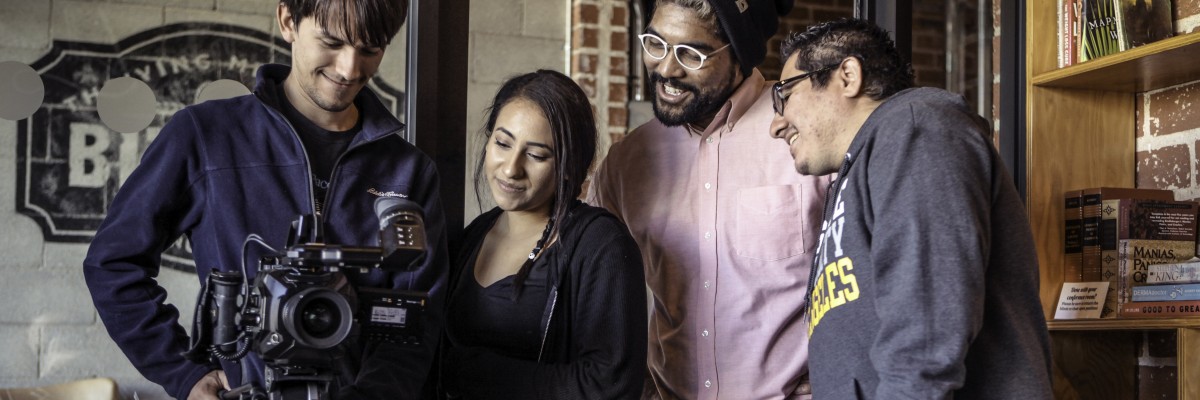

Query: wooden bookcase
[1025,1,1200,398]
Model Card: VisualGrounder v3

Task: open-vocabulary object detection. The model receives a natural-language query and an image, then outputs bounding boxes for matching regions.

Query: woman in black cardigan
[440,70,647,399]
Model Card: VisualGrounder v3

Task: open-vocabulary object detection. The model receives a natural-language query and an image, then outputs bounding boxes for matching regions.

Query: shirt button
[704,182,711,190]
[702,329,709,337]
[704,281,710,289]
[705,380,712,388]
[704,232,712,239]
[705,137,713,144]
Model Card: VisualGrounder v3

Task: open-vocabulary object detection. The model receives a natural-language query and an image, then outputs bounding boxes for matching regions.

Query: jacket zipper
[256,93,319,217]
[536,287,558,362]
[255,91,402,226]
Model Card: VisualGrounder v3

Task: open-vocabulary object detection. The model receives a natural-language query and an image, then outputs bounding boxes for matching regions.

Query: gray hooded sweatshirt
[805,87,1053,400]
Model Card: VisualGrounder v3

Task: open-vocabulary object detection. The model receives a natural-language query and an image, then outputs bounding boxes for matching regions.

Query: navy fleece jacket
[83,64,448,400]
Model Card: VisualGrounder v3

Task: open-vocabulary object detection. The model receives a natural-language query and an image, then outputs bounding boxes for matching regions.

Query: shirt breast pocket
[734,185,809,261]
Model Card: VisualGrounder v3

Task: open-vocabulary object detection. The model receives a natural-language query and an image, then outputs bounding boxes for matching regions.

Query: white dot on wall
[98,77,158,133]
[195,79,251,104]
[0,61,46,121]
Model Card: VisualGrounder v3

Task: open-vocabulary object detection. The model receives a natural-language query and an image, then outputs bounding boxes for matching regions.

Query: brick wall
[570,0,629,160]
[1136,8,1200,199]
[763,0,856,80]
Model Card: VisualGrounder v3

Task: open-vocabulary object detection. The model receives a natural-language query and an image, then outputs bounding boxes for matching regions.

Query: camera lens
[300,298,341,338]
[282,287,354,349]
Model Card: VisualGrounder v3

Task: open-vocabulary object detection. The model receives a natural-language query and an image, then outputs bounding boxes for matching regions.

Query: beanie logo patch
[736,0,748,13]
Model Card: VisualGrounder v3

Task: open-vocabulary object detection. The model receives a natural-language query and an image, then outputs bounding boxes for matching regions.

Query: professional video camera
[186,197,429,400]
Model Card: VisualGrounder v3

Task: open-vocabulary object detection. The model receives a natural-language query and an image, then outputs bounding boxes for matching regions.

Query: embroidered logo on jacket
[368,188,408,198]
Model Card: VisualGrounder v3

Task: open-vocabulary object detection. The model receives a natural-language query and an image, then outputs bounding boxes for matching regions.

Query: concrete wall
[463,0,569,222]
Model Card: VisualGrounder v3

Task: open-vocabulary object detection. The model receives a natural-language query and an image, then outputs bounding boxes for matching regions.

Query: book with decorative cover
[1080,0,1122,61]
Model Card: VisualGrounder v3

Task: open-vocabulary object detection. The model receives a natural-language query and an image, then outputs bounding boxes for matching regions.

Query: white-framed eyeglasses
[637,32,730,71]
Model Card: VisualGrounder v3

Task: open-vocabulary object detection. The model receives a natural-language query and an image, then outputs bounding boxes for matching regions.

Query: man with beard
[770,18,1051,399]
[587,0,831,398]
[83,1,447,399]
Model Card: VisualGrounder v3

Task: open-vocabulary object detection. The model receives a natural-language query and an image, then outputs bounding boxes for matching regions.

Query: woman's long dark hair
[473,69,598,294]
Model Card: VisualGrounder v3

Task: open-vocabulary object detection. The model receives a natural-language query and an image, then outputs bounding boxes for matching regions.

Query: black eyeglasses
[772,64,839,115]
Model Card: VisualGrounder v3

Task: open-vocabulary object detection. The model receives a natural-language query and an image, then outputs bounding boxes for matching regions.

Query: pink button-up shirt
[588,70,831,400]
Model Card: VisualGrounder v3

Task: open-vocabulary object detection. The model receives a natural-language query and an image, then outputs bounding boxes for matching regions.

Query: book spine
[1099,196,1124,282]
[1081,189,1102,281]
[1066,0,1079,66]
[1147,263,1200,284]
[1064,190,1083,282]
[1111,0,1130,51]
[1072,0,1083,64]
[1132,283,1200,302]
[1098,195,1122,317]
[1058,0,1065,68]
[1118,300,1200,318]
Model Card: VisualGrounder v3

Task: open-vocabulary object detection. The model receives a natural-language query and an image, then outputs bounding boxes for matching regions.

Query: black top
[275,85,359,217]
[440,201,648,399]
[446,236,550,360]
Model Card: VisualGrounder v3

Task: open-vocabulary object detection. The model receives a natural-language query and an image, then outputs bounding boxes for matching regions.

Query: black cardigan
[441,202,647,399]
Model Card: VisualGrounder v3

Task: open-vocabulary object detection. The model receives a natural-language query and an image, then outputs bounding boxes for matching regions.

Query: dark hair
[281,0,407,48]
[474,69,598,294]
[780,18,914,101]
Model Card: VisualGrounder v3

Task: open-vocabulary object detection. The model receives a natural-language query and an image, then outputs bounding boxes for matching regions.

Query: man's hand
[187,369,230,400]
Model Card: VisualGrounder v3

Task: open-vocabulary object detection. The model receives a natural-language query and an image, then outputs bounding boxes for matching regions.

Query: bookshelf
[1027,1,1200,399]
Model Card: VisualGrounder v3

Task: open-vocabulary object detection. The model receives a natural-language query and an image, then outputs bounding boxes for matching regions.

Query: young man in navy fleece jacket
[82,1,448,399]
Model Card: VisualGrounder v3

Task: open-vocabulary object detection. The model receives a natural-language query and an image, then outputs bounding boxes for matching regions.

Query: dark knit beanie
[709,0,794,77]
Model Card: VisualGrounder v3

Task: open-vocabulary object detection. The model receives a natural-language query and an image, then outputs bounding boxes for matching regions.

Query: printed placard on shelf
[1054,281,1110,319]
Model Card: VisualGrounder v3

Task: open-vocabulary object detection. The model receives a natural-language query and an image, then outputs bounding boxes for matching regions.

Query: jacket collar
[252,64,406,144]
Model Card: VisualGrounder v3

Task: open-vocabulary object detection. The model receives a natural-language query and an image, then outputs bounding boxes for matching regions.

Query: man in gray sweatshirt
[768,18,1053,399]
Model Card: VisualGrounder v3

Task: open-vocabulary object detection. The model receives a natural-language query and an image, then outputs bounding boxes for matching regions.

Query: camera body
[249,260,356,366]
[190,198,428,400]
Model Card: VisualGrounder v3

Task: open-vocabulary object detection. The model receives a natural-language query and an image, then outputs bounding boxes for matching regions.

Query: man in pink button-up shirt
[587,0,831,399]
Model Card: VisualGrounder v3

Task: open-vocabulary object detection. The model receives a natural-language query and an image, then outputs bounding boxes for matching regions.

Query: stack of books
[1065,188,1175,317]
[1063,187,1200,318]
[1111,200,1200,318]
[1124,258,1200,318]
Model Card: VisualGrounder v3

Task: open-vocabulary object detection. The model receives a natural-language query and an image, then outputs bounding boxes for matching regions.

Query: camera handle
[216,364,333,400]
